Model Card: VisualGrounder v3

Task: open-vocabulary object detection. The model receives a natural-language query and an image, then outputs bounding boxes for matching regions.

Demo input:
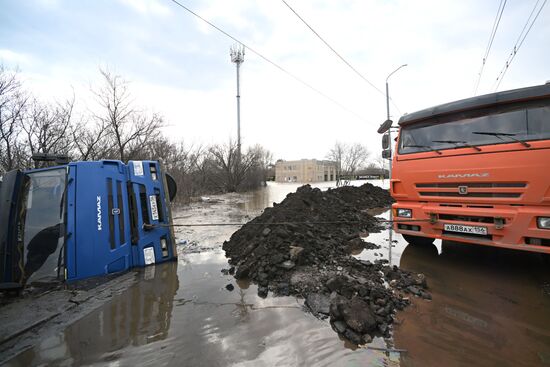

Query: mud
[223,183,429,344]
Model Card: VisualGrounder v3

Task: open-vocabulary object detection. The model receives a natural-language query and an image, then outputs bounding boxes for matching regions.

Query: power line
[145,218,432,229]
[281,0,382,94]
[473,0,507,95]
[493,0,548,91]
[280,0,402,114]
[167,0,369,122]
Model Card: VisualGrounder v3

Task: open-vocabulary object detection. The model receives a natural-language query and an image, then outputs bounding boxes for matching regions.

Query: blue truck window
[23,168,66,284]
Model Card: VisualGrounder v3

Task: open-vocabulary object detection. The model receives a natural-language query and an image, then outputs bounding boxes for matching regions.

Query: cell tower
[230,44,245,161]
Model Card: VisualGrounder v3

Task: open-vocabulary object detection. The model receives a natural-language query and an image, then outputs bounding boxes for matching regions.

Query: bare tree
[326,141,345,182]
[0,64,273,203]
[0,65,28,172]
[208,140,263,192]
[71,118,110,161]
[192,148,215,194]
[242,144,272,188]
[124,112,164,160]
[326,141,370,185]
[93,68,164,162]
[22,97,75,167]
[368,153,388,180]
[372,153,385,171]
[249,144,273,171]
[342,143,370,175]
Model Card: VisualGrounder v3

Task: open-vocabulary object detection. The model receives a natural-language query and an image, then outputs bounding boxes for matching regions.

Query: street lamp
[379,64,407,266]
[385,63,407,178]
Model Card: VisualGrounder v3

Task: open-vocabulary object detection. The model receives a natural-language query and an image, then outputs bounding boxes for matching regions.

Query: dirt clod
[222,183,429,344]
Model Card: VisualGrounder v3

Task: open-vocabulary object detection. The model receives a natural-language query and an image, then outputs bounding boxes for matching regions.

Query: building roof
[275,159,336,165]
[398,83,550,127]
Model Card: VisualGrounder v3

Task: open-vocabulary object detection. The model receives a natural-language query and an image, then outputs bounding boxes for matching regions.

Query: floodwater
[356,210,550,367]
[4,180,550,367]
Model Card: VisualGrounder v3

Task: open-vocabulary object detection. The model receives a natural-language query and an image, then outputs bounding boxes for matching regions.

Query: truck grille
[416,182,526,199]
[438,214,497,224]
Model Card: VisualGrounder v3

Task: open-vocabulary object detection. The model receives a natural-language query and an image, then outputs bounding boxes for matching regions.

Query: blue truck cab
[0,159,177,290]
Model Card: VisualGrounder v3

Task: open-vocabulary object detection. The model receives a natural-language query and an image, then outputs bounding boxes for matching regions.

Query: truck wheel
[402,234,435,246]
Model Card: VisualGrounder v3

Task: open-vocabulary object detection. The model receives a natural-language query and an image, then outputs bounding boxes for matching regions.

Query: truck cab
[385,84,550,254]
[0,159,177,290]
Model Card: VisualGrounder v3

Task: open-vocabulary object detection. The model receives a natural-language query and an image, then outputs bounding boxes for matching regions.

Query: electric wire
[493,0,548,91]
[281,0,402,115]
[281,0,382,94]
[168,0,369,122]
[144,218,432,229]
[473,0,507,95]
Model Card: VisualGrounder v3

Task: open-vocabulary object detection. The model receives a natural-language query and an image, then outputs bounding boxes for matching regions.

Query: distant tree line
[326,141,371,185]
[0,65,272,202]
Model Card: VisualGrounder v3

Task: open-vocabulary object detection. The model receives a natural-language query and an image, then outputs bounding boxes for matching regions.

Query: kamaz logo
[97,196,102,231]
[438,173,489,179]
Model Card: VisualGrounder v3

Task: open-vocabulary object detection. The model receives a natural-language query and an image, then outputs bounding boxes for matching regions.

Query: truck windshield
[399,104,550,154]
[22,168,66,283]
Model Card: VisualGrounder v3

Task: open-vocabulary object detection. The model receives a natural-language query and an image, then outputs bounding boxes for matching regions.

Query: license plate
[149,195,159,221]
[444,223,487,235]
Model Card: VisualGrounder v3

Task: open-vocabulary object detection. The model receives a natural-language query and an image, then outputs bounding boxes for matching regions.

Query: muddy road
[2,181,550,366]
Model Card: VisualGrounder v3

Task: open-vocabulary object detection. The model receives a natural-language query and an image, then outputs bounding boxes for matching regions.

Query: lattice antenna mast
[230,44,245,162]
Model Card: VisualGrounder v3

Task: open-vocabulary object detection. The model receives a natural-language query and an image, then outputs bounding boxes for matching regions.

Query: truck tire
[402,234,435,246]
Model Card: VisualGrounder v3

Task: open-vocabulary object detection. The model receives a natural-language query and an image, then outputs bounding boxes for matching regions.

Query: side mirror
[165,173,178,202]
[382,149,392,159]
[382,133,390,149]
[377,119,393,134]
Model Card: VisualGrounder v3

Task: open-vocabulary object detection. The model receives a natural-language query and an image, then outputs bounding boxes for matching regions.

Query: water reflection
[354,209,442,266]
[7,180,548,366]
[8,262,179,367]
[353,206,550,366]
[394,241,550,367]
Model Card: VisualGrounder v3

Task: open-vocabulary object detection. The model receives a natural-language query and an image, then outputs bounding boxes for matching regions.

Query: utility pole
[384,64,407,266]
[230,44,245,162]
[385,64,407,179]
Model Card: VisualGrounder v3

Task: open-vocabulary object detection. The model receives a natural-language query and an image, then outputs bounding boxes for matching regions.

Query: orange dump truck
[389,83,550,253]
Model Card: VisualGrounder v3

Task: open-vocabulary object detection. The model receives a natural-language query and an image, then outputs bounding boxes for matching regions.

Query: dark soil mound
[222,183,429,345]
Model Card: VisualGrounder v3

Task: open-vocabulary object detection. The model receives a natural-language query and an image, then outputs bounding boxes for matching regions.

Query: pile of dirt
[222,184,430,345]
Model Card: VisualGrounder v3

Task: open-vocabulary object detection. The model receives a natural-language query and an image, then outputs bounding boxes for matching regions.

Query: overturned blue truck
[0,157,178,290]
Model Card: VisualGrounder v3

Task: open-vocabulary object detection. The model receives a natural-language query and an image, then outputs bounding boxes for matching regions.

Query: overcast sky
[1,0,548,161]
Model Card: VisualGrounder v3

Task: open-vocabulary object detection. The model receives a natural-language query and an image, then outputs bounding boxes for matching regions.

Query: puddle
[353,210,442,266]
[5,181,399,367]
[4,180,550,367]
[393,236,550,366]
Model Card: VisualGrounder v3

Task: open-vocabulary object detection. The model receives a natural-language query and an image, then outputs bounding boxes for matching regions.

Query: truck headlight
[537,217,550,229]
[397,208,412,218]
